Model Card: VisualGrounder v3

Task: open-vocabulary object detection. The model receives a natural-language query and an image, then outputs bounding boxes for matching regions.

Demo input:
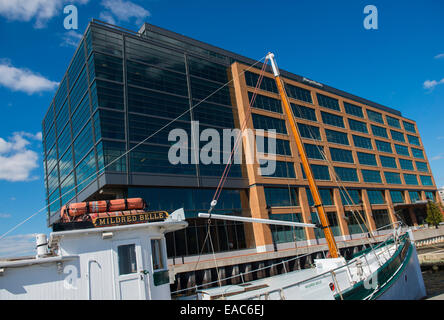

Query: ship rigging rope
[0,55,267,242]
[211,57,270,204]
[290,104,376,247]
[193,58,270,285]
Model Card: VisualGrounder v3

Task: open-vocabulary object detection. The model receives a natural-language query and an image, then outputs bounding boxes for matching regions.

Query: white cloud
[434,53,444,59]
[0,132,41,182]
[423,78,444,90]
[0,213,11,218]
[100,0,150,26]
[0,233,37,258]
[0,61,58,94]
[60,30,83,48]
[431,154,444,161]
[99,11,116,25]
[0,0,89,28]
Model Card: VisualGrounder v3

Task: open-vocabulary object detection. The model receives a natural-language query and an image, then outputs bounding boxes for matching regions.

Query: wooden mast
[266,53,340,258]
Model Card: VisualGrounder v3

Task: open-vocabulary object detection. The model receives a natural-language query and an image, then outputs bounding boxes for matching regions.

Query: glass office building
[43,20,439,258]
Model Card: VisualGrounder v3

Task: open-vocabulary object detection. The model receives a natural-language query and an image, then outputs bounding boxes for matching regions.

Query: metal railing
[172,230,405,299]
[246,234,405,300]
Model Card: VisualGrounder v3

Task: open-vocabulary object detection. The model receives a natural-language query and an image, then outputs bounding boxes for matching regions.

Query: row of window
[263,186,436,207]
[250,113,426,160]
[248,93,421,150]
[244,73,417,136]
[259,160,433,185]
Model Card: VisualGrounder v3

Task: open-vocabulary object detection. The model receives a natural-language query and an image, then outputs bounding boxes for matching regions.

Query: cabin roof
[49,219,188,247]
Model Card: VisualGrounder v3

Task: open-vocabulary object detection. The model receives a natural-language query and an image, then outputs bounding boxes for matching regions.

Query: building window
[362,169,382,183]
[403,121,416,133]
[390,191,404,203]
[420,175,433,186]
[98,141,127,173]
[357,152,377,166]
[127,61,188,97]
[321,111,344,128]
[399,158,414,171]
[327,212,341,237]
[261,160,295,178]
[390,130,405,142]
[326,129,349,145]
[68,40,86,87]
[270,213,306,243]
[100,109,125,140]
[384,171,402,184]
[345,210,368,234]
[386,115,401,128]
[249,92,282,114]
[291,104,317,121]
[371,125,388,138]
[409,191,420,203]
[353,135,372,149]
[316,93,340,111]
[367,110,384,124]
[375,140,392,153]
[348,119,368,133]
[75,150,96,193]
[425,191,435,201]
[301,164,331,180]
[257,137,292,156]
[344,102,363,118]
[340,189,361,205]
[298,123,321,140]
[252,114,287,134]
[412,148,424,159]
[395,144,410,156]
[404,174,418,185]
[372,209,392,230]
[191,77,232,106]
[379,155,397,168]
[415,161,428,172]
[367,190,385,204]
[93,52,123,83]
[329,147,354,163]
[245,71,278,93]
[306,188,333,206]
[285,83,312,103]
[407,134,420,146]
[187,55,228,83]
[264,187,299,207]
[311,212,325,239]
[334,167,359,182]
[304,143,325,160]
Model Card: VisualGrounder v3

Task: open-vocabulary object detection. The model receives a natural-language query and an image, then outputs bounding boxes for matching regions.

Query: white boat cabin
[0,209,187,300]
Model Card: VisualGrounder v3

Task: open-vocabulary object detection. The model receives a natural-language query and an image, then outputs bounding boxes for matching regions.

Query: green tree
[425,201,443,228]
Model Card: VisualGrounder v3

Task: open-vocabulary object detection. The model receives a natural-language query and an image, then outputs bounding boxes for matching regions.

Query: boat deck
[198,267,319,300]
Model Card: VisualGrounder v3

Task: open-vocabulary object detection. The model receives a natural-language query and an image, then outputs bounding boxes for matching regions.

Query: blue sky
[0,0,443,256]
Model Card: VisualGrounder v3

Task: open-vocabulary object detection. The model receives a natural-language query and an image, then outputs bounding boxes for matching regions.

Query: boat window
[117,244,137,275]
[151,239,165,270]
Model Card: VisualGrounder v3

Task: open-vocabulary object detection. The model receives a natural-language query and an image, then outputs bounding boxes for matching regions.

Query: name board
[92,211,169,228]
[302,77,323,87]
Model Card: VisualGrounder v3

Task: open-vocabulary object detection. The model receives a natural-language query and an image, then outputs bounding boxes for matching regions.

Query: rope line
[211,58,269,203]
